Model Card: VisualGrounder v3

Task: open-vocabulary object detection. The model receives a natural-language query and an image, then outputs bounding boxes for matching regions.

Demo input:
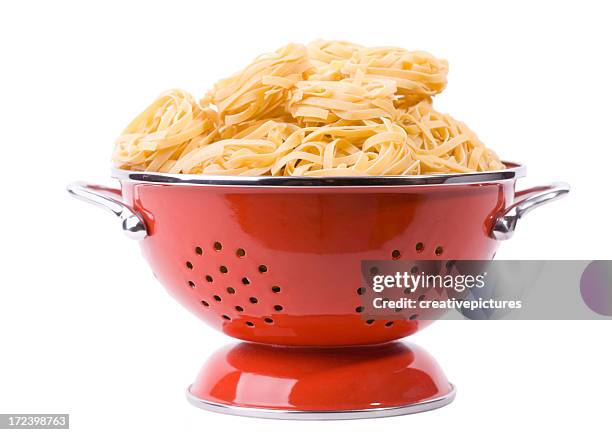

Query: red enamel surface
[122,181,515,346]
[190,341,452,411]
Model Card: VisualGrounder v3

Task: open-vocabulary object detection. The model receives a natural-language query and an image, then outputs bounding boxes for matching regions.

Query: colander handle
[491,182,570,241]
[66,181,148,240]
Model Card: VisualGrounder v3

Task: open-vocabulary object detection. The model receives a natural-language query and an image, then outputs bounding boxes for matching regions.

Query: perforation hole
[219,265,228,274]
[418,294,426,302]
[446,260,455,269]
[235,306,244,312]
[226,287,236,294]
[201,300,209,307]
[214,241,222,251]
[213,295,222,302]
[185,261,193,270]
[357,287,366,295]
[249,297,258,304]
[391,249,401,260]
[195,247,203,256]
[236,248,246,258]
[415,242,424,253]
[409,314,419,320]
[404,288,412,294]
[385,321,394,327]
[271,286,281,293]
[222,315,230,321]
[245,321,254,327]
[356,306,365,313]
[410,266,418,274]
[435,246,444,256]
[258,265,268,273]
[188,281,196,289]
[205,275,213,283]
[273,305,283,311]
[264,317,274,324]
[366,319,375,325]
[370,266,379,275]
[242,277,251,285]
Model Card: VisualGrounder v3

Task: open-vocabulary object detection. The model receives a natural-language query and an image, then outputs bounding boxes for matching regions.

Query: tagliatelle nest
[113,40,504,176]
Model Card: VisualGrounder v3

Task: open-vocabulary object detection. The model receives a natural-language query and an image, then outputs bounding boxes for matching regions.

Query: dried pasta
[113,41,504,176]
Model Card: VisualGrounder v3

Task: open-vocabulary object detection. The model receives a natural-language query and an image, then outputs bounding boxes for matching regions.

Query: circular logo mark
[580,261,612,316]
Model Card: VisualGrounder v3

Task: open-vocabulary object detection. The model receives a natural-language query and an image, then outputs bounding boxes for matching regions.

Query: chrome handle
[491,182,570,241]
[66,181,148,240]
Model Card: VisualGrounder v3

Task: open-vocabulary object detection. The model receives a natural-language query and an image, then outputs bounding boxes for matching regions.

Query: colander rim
[112,160,525,187]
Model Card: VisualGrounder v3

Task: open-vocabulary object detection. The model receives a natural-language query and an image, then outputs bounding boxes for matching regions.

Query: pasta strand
[113,41,504,176]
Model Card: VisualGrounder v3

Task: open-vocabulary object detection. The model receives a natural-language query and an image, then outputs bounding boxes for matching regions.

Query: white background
[1,0,610,433]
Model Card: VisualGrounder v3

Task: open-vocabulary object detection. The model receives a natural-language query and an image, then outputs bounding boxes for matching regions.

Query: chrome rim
[185,384,456,420]
[112,162,524,187]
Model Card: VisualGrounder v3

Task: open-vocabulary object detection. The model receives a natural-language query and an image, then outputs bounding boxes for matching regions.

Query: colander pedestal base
[187,341,455,420]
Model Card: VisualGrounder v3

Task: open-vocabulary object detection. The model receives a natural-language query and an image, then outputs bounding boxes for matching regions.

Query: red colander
[67,162,568,419]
